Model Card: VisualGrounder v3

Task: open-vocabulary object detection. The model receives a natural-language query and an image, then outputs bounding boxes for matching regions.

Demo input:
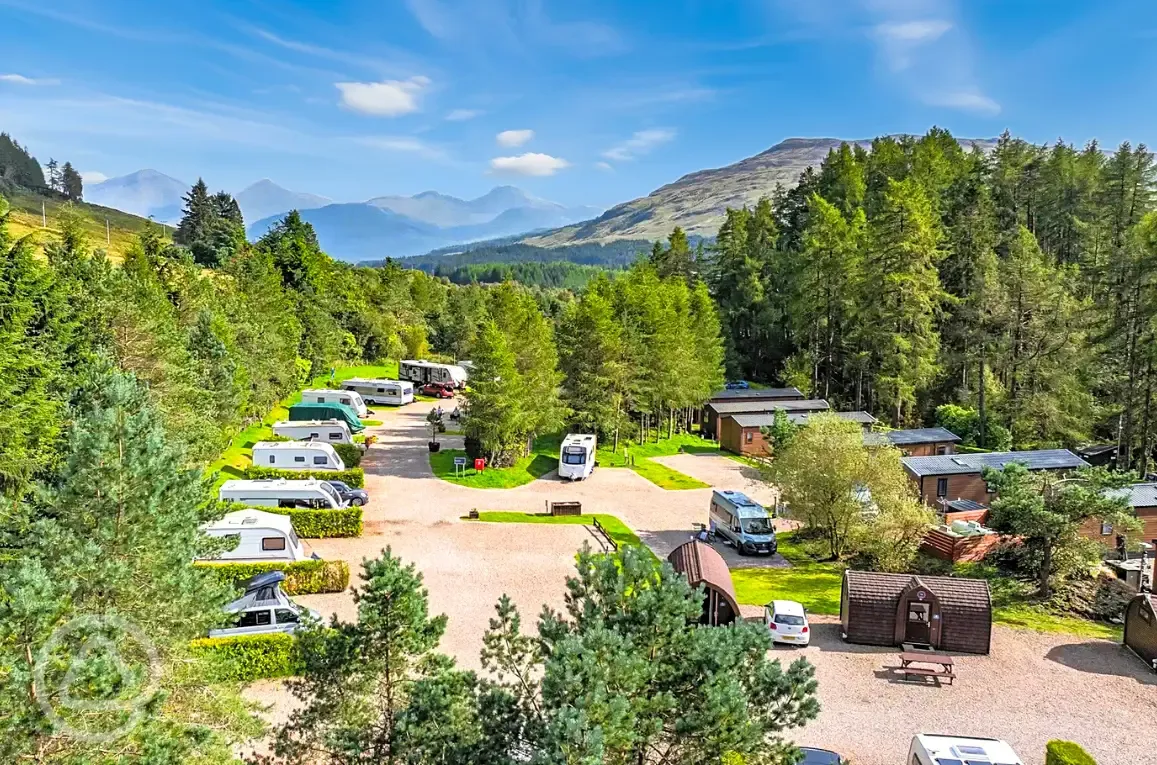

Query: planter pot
[428,442,441,453]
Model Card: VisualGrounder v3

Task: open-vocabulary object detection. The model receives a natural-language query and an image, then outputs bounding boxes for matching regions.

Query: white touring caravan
[200,509,315,563]
[252,441,345,472]
[218,478,347,509]
[400,359,468,389]
[272,419,353,444]
[209,571,321,638]
[559,434,597,480]
[341,378,415,406]
[908,735,1023,765]
[300,388,368,417]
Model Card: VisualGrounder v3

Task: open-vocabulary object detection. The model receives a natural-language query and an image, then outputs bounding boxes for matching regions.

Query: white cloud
[489,152,569,176]
[496,129,534,147]
[925,90,1001,115]
[80,170,109,184]
[594,161,614,172]
[446,108,482,121]
[875,20,952,43]
[601,128,675,162]
[336,76,430,116]
[357,135,448,160]
[0,73,59,86]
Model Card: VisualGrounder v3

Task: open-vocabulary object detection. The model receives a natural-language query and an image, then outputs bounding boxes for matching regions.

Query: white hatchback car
[764,599,810,646]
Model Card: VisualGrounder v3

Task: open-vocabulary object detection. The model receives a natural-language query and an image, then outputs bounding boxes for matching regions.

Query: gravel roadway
[242,399,1157,765]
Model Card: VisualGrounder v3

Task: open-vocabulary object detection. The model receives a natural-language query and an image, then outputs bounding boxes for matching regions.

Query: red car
[420,382,455,399]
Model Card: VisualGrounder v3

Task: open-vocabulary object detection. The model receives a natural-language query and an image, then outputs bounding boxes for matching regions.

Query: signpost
[454,456,467,477]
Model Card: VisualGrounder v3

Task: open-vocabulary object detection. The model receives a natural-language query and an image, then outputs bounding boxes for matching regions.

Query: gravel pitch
[243,401,1157,765]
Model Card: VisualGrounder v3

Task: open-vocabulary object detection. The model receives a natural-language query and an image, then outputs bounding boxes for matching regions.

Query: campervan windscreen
[741,517,772,535]
[562,447,587,465]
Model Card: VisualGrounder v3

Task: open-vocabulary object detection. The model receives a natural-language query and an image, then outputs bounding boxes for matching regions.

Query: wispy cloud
[602,128,676,162]
[356,135,449,161]
[925,89,1001,116]
[336,76,430,116]
[496,129,534,147]
[873,19,952,72]
[445,108,482,121]
[0,73,59,85]
[489,152,569,176]
[594,161,614,172]
[80,170,108,184]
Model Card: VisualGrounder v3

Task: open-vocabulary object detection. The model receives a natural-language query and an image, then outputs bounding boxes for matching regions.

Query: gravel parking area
[784,616,1156,765]
[244,402,1156,765]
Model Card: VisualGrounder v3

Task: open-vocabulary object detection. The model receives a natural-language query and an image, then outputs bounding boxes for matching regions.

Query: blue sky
[1,0,1155,210]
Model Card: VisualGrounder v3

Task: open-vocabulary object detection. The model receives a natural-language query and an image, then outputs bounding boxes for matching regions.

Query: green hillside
[4,186,162,260]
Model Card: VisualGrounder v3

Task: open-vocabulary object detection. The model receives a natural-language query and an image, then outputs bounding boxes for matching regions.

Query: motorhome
[200,509,315,562]
[218,478,347,509]
[271,419,353,444]
[209,571,322,638]
[908,735,1023,765]
[341,378,415,406]
[400,359,468,389]
[252,441,346,472]
[300,388,368,417]
[709,489,777,555]
[559,434,597,480]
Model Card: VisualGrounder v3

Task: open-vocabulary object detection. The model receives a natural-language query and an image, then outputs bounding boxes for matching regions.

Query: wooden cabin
[902,450,1089,508]
[840,570,992,654]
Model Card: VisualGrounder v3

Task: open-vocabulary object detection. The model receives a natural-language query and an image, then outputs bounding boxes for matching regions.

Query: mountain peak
[235,180,331,222]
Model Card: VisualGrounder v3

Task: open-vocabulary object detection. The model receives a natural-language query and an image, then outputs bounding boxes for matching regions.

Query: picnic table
[898,650,956,685]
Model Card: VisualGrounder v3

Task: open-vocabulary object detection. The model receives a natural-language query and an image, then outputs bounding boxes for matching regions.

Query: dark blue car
[725,380,750,390]
[797,747,843,765]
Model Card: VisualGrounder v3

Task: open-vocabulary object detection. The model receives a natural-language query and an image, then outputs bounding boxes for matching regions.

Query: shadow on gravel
[1045,642,1157,684]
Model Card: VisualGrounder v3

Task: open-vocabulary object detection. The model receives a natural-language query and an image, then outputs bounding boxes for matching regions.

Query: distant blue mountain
[85,169,188,223]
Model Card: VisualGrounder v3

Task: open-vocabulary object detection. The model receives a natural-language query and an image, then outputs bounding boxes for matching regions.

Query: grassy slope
[472,511,649,554]
[730,533,1121,639]
[6,188,161,262]
[207,362,397,486]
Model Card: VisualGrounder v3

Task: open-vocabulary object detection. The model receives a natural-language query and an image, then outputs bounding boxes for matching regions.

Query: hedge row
[196,559,350,594]
[332,442,363,468]
[1045,741,1097,765]
[262,506,363,538]
[190,633,302,682]
[244,465,365,488]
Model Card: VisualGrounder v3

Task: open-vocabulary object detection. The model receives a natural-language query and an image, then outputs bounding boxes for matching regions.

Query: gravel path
[243,402,1157,765]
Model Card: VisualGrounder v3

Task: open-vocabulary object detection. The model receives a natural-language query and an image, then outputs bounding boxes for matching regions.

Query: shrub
[1045,740,1097,765]
[332,442,363,468]
[190,633,302,681]
[263,506,363,538]
[196,559,350,594]
[244,465,365,488]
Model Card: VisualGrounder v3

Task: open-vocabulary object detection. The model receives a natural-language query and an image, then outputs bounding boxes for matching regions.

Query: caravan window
[294,456,306,463]
[313,456,327,465]
[315,397,325,403]
[562,448,586,465]
[238,610,272,628]
[262,537,286,551]
[268,455,276,464]
[328,432,341,440]
[340,397,351,406]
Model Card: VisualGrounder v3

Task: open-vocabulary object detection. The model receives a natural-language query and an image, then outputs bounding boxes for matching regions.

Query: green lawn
[471,511,650,554]
[206,362,398,487]
[595,432,718,490]
[430,434,562,489]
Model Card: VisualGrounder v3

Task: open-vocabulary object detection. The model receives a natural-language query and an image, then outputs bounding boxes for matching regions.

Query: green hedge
[332,442,363,468]
[263,506,363,538]
[1046,741,1097,765]
[244,465,365,488]
[190,633,302,682]
[196,559,350,594]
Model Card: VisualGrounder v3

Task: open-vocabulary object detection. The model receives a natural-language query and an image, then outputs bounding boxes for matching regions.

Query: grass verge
[596,432,717,490]
[430,434,562,489]
[471,511,651,555]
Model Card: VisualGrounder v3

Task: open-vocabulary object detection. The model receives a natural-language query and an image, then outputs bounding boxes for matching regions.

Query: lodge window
[936,478,948,498]
[261,537,286,551]
[936,445,948,455]
[745,431,753,444]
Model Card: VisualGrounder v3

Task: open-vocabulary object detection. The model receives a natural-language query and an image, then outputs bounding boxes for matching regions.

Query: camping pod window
[313,456,327,465]
[261,537,287,551]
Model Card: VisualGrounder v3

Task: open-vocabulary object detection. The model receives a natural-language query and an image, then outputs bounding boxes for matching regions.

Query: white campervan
[300,388,368,417]
[559,434,597,480]
[341,378,414,406]
[908,735,1023,765]
[218,478,347,509]
[209,571,321,638]
[272,419,353,444]
[200,509,315,563]
[252,441,345,472]
[400,360,468,389]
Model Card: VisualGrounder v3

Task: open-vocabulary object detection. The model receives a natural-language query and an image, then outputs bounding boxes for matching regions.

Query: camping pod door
[894,578,942,648]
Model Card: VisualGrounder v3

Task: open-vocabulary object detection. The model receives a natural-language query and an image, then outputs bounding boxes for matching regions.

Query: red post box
[473,458,486,472]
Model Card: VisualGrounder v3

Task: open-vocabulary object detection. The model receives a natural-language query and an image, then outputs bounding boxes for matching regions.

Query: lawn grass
[430,434,562,489]
[595,432,717,490]
[471,511,650,554]
[730,532,846,614]
[206,363,397,487]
